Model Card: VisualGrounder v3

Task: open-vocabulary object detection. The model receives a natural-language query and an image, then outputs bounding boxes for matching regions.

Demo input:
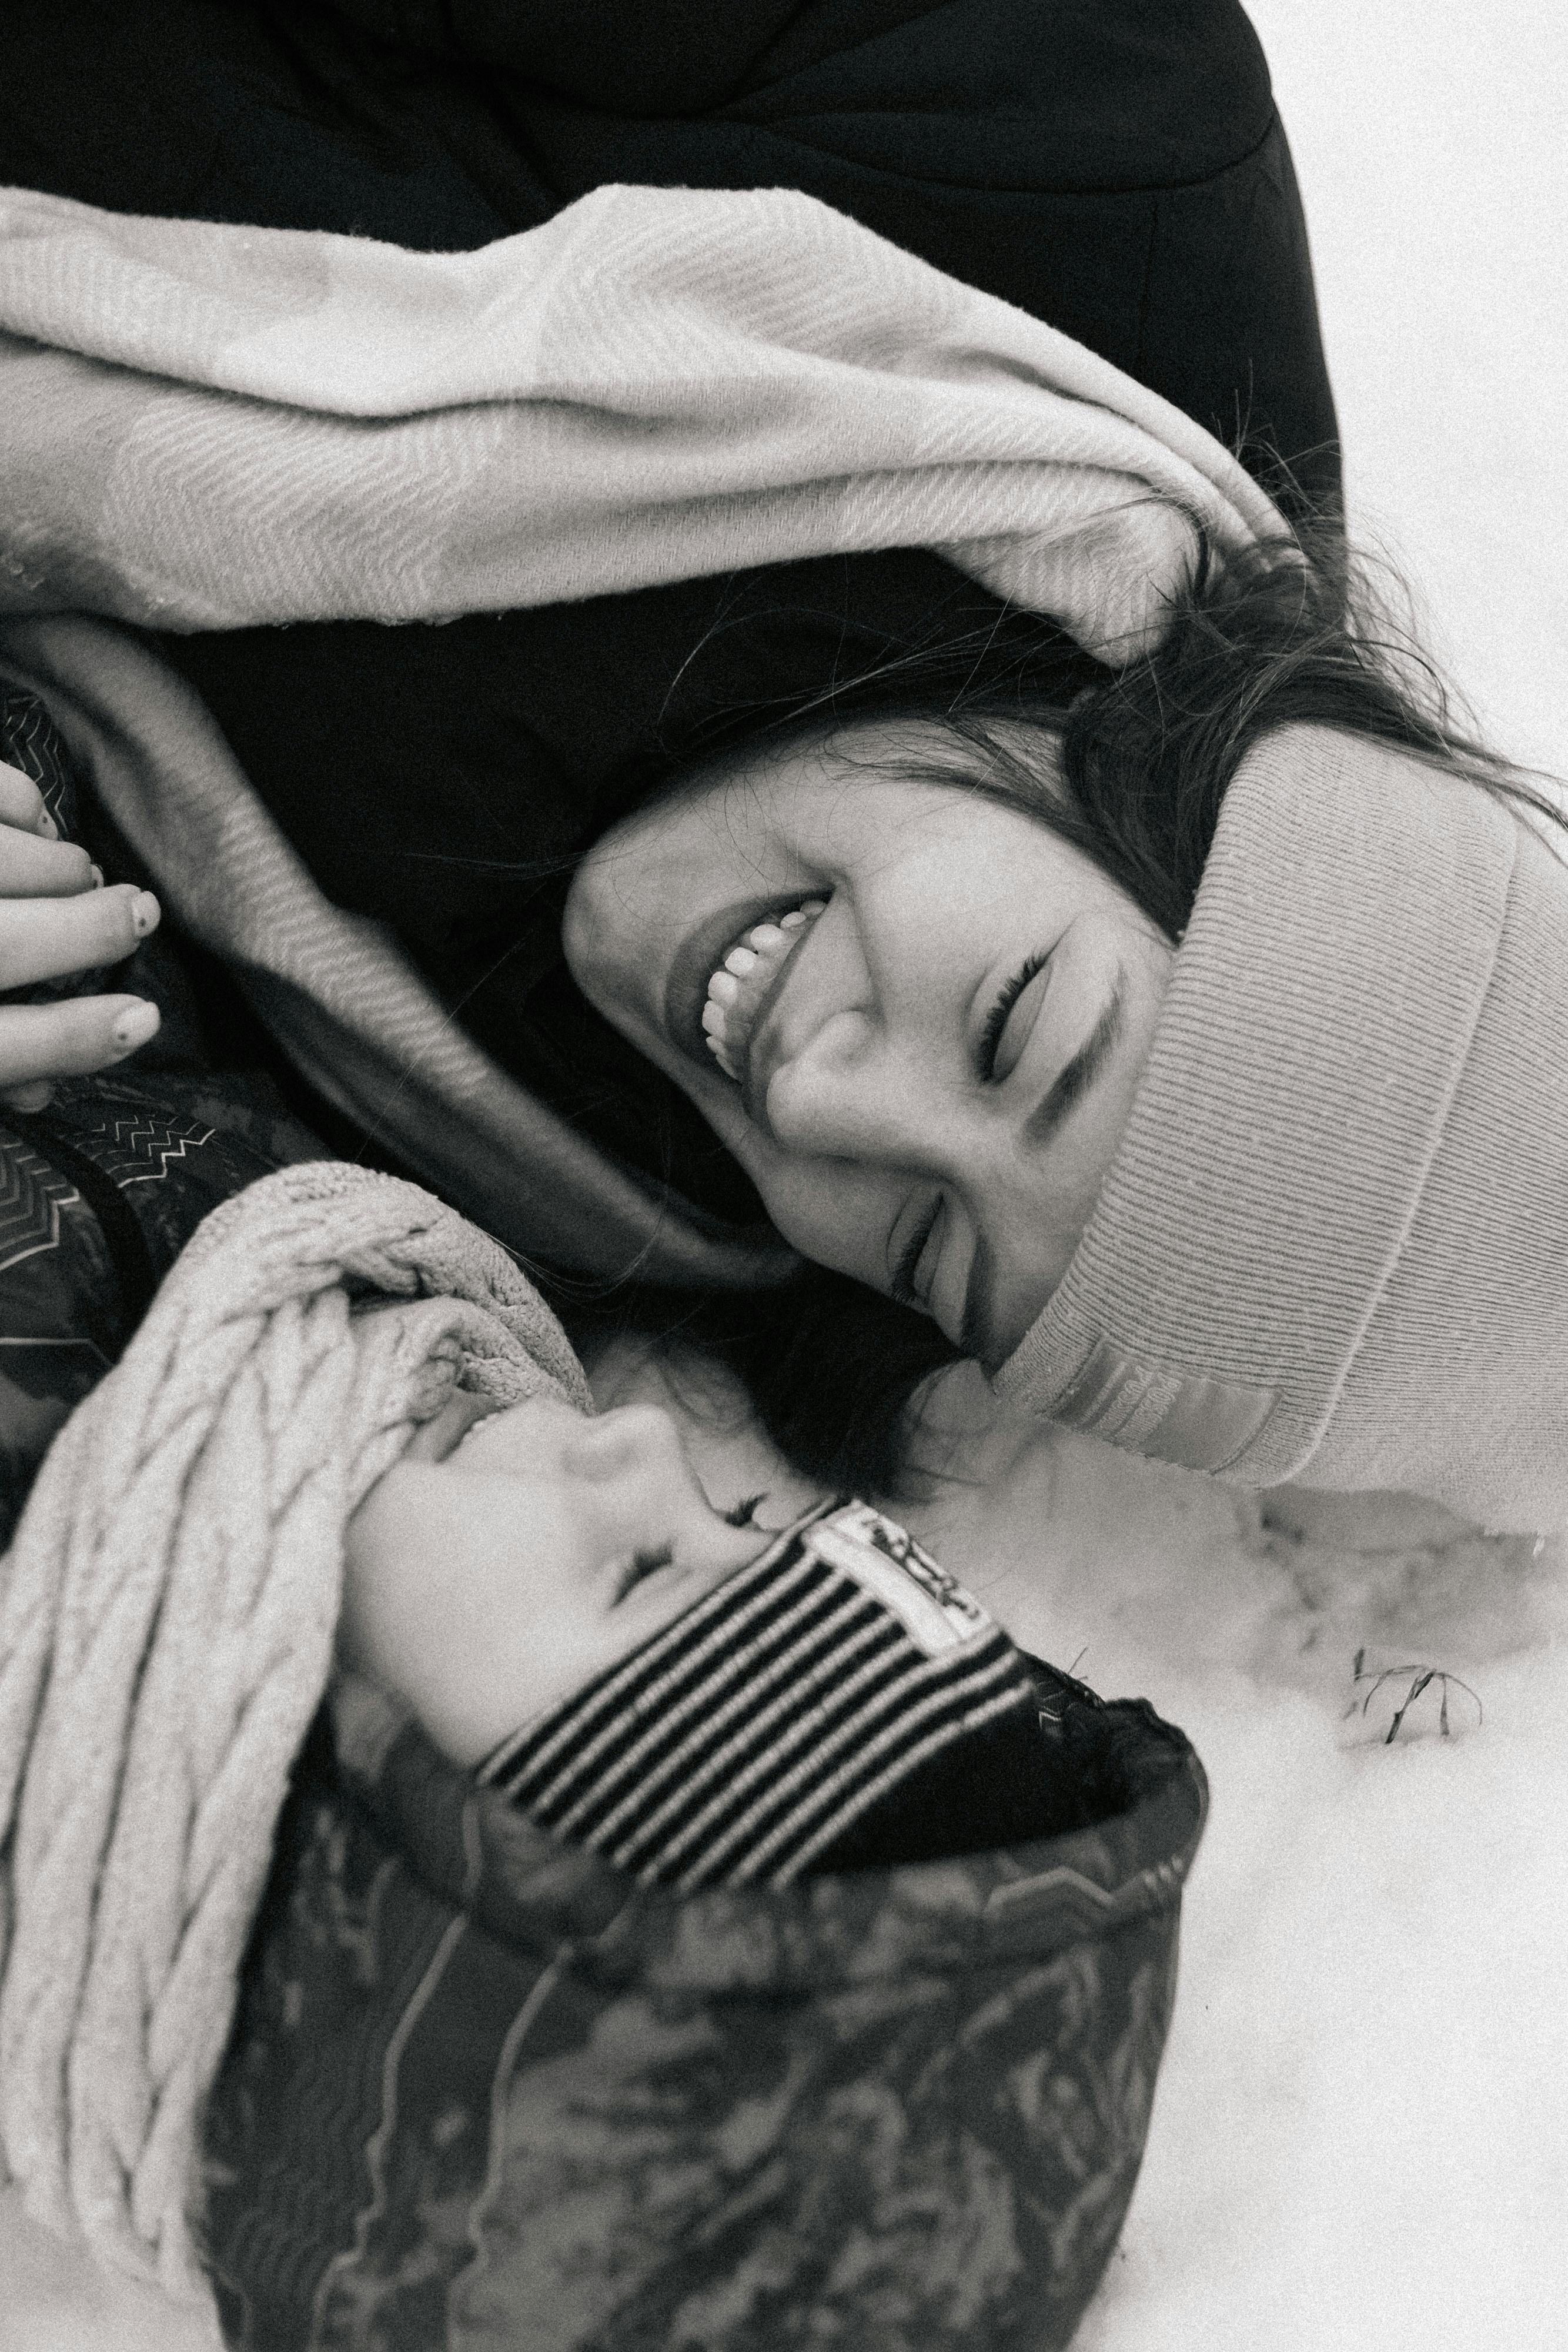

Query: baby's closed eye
[613,1542,676,1602]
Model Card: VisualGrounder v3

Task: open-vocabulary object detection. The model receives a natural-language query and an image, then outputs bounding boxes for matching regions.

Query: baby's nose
[565,1404,684,1483]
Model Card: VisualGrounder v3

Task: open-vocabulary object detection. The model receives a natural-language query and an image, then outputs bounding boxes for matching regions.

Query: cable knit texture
[0,1162,587,2307]
[0,179,1283,662]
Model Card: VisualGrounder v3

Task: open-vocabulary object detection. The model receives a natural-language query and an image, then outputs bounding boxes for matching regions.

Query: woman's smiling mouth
[662,893,826,1091]
[701,899,825,1081]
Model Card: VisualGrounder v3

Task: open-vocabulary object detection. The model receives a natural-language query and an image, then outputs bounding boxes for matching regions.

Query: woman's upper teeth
[703,899,825,1080]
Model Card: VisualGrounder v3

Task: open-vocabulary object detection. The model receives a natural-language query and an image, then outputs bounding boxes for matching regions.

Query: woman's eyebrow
[958,970,1129,1364]
[1022,969,1126,1148]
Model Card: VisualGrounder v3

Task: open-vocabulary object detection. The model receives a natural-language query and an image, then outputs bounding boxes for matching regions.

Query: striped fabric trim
[479,1502,1038,1892]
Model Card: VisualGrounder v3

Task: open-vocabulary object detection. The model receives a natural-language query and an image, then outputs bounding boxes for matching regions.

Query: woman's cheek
[738,1150,904,1294]
[561,873,636,1010]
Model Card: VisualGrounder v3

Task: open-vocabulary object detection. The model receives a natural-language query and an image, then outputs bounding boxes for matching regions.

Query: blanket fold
[0,179,1285,662]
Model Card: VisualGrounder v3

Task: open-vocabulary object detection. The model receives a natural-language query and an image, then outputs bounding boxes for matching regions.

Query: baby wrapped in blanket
[0,1151,1205,2352]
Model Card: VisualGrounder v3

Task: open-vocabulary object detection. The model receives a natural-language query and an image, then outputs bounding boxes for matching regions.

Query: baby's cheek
[337,1473,422,1684]
[336,1468,514,1765]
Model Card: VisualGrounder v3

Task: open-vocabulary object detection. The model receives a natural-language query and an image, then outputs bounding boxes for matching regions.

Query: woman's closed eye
[886,950,1061,1322]
[977,950,1050,1082]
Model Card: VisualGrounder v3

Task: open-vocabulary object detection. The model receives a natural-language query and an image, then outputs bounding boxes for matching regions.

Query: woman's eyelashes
[977,950,1050,1081]
[886,950,1055,1319]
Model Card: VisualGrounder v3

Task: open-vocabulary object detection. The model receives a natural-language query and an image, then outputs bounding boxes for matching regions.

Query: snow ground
[1248,0,1568,779]
[982,1446,1568,2352]
[1051,15,1568,2332]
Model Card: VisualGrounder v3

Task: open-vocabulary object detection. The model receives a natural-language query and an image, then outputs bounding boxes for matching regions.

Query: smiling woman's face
[564,717,1174,1365]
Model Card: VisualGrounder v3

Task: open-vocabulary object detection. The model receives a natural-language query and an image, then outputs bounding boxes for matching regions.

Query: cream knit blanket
[0,1162,589,2304]
[0,180,1285,664]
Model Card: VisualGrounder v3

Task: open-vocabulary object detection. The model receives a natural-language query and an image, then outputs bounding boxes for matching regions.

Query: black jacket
[1,0,1339,1218]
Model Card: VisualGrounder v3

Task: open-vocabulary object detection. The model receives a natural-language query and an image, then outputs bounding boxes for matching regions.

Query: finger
[0,995,161,1088]
[0,1079,56,1114]
[0,886,159,990]
[0,825,99,899]
[0,761,55,837]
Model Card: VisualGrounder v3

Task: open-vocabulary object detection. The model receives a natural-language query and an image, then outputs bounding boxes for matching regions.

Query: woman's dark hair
[574,506,1563,1498]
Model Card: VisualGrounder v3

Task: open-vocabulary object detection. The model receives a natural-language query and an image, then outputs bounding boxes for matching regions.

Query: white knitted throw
[0,179,1285,664]
[0,1161,589,2305]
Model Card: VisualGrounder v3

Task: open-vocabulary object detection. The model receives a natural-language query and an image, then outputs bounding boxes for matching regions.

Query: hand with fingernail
[0,757,161,1115]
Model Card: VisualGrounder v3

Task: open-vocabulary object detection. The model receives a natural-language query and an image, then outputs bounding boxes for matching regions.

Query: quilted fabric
[202,1677,1206,2352]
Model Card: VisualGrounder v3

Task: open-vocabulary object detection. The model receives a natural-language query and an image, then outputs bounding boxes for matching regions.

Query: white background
[1247,0,1567,776]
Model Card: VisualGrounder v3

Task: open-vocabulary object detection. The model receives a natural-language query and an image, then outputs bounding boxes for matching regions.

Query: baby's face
[341,1391,776,1768]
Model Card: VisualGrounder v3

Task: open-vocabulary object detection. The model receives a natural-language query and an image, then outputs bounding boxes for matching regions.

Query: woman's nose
[763,1014,939,1163]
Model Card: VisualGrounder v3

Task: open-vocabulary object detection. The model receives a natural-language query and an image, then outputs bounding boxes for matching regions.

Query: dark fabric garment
[2,0,1338,500]
[202,1671,1208,2350]
[0,691,325,1542]
[0,0,1340,1220]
